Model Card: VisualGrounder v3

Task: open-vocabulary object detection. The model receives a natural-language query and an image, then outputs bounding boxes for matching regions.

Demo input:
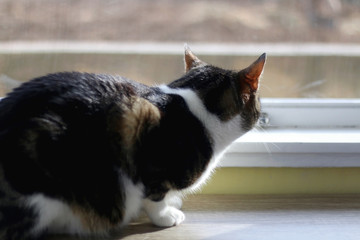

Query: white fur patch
[26,194,87,236]
[159,85,246,192]
[26,176,144,237]
[143,197,185,227]
[120,173,144,226]
[165,192,183,209]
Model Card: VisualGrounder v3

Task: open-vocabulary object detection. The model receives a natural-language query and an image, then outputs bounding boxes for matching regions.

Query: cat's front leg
[166,193,183,210]
[143,198,185,227]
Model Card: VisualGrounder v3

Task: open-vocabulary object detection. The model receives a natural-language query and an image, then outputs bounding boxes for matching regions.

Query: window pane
[1,0,359,98]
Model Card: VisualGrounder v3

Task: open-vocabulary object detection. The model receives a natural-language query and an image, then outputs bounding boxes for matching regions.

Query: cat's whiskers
[252,126,281,155]
[258,83,273,94]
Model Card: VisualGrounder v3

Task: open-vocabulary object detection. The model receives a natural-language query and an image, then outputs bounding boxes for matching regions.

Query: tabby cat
[0,45,266,239]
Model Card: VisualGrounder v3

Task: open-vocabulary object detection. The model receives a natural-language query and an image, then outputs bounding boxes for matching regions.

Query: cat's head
[168,45,266,131]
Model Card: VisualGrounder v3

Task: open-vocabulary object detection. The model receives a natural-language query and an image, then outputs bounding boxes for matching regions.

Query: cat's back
[0,72,136,129]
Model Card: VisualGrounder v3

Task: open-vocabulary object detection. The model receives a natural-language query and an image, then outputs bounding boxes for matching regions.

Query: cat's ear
[242,53,266,92]
[184,44,206,73]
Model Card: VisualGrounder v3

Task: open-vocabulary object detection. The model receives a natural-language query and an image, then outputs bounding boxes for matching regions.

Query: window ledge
[221,128,360,168]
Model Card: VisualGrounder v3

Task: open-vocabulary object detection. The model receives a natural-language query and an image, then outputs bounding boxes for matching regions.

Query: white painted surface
[1,42,360,56]
[219,98,360,168]
[222,128,360,167]
[260,98,360,128]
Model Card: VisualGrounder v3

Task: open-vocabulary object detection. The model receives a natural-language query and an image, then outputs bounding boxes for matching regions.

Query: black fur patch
[135,93,213,200]
[0,201,38,240]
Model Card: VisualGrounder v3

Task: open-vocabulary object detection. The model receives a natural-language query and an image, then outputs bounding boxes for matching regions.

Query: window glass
[1,0,359,98]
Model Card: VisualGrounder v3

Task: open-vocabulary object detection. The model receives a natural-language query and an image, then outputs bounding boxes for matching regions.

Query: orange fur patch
[119,97,161,149]
[70,204,118,234]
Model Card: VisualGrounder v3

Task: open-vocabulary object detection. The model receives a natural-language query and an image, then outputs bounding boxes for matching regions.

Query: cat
[0,45,266,240]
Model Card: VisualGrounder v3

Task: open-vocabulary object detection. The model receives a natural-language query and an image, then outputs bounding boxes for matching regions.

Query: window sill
[118,194,360,240]
[222,128,360,168]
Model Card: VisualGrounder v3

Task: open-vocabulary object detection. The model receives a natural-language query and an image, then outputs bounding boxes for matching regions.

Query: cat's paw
[150,206,185,227]
[167,195,183,210]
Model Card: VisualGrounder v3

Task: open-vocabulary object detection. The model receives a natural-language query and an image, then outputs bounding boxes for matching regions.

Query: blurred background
[1,0,360,98]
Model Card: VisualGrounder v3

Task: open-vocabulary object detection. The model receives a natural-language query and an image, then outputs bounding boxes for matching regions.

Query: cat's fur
[0,45,266,239]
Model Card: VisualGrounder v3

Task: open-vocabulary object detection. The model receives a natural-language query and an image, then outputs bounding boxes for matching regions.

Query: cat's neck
[158,85,245,155]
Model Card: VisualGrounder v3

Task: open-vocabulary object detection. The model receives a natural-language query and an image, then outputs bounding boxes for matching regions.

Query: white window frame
[222,98,360,168]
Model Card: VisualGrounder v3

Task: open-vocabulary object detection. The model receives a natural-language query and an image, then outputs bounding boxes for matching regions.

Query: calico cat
[0,45,266,240]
